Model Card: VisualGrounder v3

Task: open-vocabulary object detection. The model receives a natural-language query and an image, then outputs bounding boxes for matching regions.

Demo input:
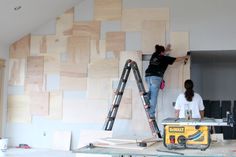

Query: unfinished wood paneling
[25,56,44,87]
[66,21,100,49]
[30,35,47,56]
[60,76,87,91]
[66,36,90,75]
[88,59,118,78]
[90,40,106,62]
[46,35,67,54]
[60,63,87,78]
[43,53,60,74]
[121,8,169,31]
[10,35,30,58]
[119,51,142,80]
[30,92,49,116]
[7,95,31,123]
[56,8,74,36]
[46,74,60,91]
[170,32,190,90]
[94,0,122,21]
[115,88,132,119]
[142,20,166,54]
[48,91,63,119]
[87,78,111,99]
[63,99,108,123]
[106,32,125,58]
[8,59,25,86]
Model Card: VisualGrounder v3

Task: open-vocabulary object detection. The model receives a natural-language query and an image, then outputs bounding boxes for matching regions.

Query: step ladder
[103,59,162,138]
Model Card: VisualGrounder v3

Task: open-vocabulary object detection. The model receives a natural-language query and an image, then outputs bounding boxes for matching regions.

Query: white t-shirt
[175,93,204,118]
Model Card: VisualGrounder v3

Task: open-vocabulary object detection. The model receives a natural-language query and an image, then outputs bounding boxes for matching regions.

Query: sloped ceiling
[0,0,82,46]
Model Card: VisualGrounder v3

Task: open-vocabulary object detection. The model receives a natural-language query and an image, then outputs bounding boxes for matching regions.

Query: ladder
[103,59,162,138]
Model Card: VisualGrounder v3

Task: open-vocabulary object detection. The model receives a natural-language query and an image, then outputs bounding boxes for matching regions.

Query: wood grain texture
[106,32,125,58]
[90,40,106,62]
[119,51,142,80]
[88,59,119,78]
[60,63,87,78]
[48,91,62,119]
[30,92,49,116]
[25,56,44,93]
[56,8,74,36]
[87,78,111,99]
[66,36,90,75]
[46,35,68,54]
[60,76,87,91]
[170,32,190,90]
[8,59,25,86]
[115,88,132,119]
[43,53,60,74]
[142,20,166,54]
[10,35,30,58]
[94,0,122,21]
[30,35,46,56]
[7,95,31,123]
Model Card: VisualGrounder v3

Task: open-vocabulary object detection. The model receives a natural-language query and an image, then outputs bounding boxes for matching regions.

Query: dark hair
[184,79,194,101]
[155,45,165,54]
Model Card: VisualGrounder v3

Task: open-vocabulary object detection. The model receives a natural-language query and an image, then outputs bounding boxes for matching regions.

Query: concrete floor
[2,141,236,157]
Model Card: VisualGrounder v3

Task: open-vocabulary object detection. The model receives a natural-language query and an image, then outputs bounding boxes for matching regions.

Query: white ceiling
[0,0,82,46]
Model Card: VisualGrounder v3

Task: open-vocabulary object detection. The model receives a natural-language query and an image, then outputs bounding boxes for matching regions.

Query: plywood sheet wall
[8,59,25,86]
[7,95,31,123]
[87,78,111,99]
[142,20,166,54]
[116,88,132,119]
[60,76,87,91]
[46,35,68,54]
[88,59,118,78]
[10,35,30,58]
[106,32,125,58]
[48,91,63,119]
[94,0,122,21]
[56,8,74,36]
[30,92,49,116]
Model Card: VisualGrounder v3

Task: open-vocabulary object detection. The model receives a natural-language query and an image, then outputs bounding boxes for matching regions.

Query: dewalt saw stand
[103,59,162,138]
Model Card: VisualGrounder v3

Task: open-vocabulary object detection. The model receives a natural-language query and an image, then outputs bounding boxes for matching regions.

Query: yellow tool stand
[162,117,234,151]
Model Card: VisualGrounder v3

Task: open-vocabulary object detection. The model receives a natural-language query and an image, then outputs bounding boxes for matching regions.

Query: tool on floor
[162,112,235,151]
[103,59,162,138]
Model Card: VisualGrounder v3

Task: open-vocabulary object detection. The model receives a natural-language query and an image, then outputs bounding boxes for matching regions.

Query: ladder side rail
[103,59,132,130]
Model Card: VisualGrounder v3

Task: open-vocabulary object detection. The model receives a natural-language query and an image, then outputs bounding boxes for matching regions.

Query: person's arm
[200,110,204,119]
[175,55,189,62]
[175,109,180,118]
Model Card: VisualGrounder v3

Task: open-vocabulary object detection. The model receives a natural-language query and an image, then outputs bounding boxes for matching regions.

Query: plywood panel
[115,88,132,119]
[8,59,25,86]
[56,8,74,36]
[7,95,31,123]
[170,32,189,57]
[67,21,100,49]
[94,0,122,21]
[142,20,166,54]
[87,78,111,99]
[60,76,87,91]
[88,59,118,78]
[52,131,71,151]
[90,40,106,62]
[46,35,68,54]
[121,8,169,31]
[30,92,49,116]
[10,35,30,59]
[60,63,87,78]
[63,99,108,123]
[106,32,125,58]
[25,56,44,85]
[30,35,47,56]
[119,51,142,80]
[101,21,121,39]
[43,53,60,74]
[66,36,90,74]
[170,32,190,90]
[125,32,142,51]
[48,91,63,119]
